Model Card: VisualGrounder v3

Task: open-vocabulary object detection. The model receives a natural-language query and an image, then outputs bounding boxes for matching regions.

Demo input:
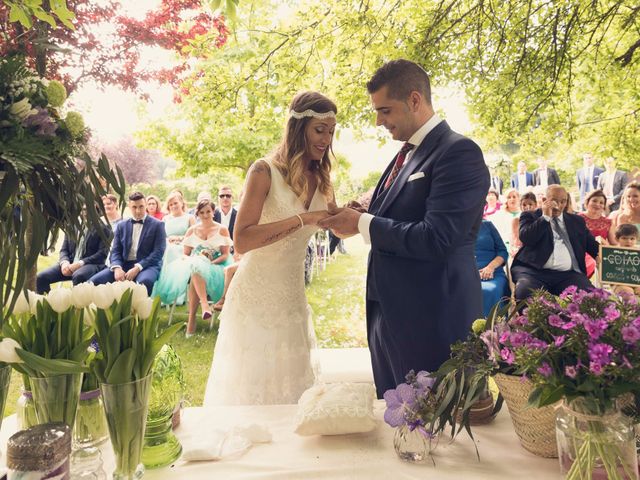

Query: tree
[144,0,639,179]
[92,136,163,185]
[0,0,230,94]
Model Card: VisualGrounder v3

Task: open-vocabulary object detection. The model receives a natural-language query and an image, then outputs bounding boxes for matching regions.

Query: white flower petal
[46,288,73,313]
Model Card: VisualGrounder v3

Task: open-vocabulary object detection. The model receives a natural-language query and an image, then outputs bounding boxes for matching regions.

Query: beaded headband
[289,109,336,120]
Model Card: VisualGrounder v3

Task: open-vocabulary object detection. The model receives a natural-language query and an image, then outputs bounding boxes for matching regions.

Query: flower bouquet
[502,287,640,480]
[1,288,92,429]
[383,370,439,463]
[90,282,184,480]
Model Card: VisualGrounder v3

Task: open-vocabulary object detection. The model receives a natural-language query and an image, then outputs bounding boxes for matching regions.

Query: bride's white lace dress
[203,160,325,405]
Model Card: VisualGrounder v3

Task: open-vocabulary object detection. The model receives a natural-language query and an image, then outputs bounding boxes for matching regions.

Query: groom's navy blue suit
[366,120,489,397]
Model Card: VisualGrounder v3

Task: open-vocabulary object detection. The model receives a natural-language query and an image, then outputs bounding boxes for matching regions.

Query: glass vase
[30,373,83,428]
[0,364,11,435]
[141,412,182,469]
[556,398,638,480]
[16,389,38,430]
[101,375,152,480]
[72,389,109,480]
[393,424,437,463]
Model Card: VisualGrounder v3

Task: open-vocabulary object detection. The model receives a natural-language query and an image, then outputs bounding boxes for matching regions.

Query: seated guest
[611,224,640,297]
[163,190,196,260]
[491,188,520,251]
[510,192,537,256]
[475,220,510,316]
[578,190,613,277]
[609,182,640,245]
[37,216,112,294]
[213,185,237,240]
[146,194,164,220]
[511,185,599,302]
[188,191,211,216]
[154,199,232,336]
[89,191,166,295]
[102,194,122,227]
[483,189,501,218]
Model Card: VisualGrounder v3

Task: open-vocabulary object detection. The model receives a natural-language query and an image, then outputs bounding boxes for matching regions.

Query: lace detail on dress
[204,160,327,406]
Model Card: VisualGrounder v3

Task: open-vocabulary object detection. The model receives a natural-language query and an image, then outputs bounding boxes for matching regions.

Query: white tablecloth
[1,402,562,479]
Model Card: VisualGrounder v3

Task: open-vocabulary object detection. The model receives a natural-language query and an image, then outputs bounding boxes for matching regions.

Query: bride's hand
[302,210,331,226]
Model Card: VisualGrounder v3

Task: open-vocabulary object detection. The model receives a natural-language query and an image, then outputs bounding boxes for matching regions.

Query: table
[2,401,562,479]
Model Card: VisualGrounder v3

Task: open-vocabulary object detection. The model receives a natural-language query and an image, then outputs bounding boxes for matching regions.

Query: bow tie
[131,219,144,225]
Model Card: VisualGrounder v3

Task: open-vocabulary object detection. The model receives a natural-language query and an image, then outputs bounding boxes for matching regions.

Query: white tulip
[134,297,154,320]
[12,291,31,315]
[131,283,148,306]
[92,283,116,310]
[71,283,94,309]
[0,338,24,363]
[84,305,97,328]
[46,288,73,314]
[110,281,130,301]
[28,291,43,315]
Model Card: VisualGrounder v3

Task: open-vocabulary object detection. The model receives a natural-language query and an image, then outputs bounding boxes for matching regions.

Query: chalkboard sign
[599,245,640,287]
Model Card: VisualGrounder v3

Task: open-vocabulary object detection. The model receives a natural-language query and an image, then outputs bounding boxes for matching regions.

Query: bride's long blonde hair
[269,91,336,203]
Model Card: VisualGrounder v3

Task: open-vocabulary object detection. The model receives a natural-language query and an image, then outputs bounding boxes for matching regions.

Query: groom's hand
[318,207,361,237]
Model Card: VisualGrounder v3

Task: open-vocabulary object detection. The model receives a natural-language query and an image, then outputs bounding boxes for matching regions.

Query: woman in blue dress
[154,199,232,335]
[162,190,195,264]
[475,219,510,317]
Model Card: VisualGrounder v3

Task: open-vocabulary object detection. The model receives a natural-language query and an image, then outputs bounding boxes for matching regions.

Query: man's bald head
[545,185,568,216]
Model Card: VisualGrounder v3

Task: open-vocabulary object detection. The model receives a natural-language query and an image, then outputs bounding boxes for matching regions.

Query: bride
[204,91,337,405]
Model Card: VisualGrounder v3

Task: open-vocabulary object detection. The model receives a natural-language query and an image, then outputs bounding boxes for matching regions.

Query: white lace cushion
[294,383,377,436]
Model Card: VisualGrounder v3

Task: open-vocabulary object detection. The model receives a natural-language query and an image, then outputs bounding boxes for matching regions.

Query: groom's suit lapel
[375,121,450,216]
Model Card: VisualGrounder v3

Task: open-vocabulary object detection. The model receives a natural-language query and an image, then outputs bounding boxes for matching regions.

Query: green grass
[3,236,369,416]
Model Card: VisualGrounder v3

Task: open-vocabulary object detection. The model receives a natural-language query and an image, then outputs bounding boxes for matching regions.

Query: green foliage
[145,0,639,182]
[3,0,75,29]
[0,55,126,323]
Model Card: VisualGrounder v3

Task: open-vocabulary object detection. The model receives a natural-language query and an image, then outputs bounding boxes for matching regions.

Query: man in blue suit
[510,161,534,193]
[89,191,166,294]
[37,220,112,293]
[320,59,489,398]
[576,153,603,208]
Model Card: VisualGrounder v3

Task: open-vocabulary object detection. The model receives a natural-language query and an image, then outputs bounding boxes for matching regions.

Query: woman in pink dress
[578,190,612,277]
[483,189,501,218]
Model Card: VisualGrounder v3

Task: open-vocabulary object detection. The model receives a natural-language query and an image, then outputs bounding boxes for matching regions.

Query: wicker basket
[494,373,558,458]
[455,394,496,426]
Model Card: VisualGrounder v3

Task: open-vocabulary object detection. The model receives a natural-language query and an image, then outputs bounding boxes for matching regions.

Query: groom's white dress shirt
[358,114,442,244]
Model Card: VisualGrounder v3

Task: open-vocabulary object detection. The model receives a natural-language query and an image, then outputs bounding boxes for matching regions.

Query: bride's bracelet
[295,214,304,230]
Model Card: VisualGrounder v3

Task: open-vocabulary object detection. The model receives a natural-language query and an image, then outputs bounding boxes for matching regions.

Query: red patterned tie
[384,142,414,189]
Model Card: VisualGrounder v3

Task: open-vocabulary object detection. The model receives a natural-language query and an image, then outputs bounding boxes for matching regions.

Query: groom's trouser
[367,300,407,399]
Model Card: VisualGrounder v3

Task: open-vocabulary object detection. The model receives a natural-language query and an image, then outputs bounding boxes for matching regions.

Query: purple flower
[561,321,578,331]
[509,331,529,348]
[480,330,498,361]
[560,285,578,299]
[499,332,510,344]
[554,335,566,347]
[511,315,529,327]
[22,107,58,136]
[525,338,548,350]
[632,317,640,329]
[548,315,564,328]
[588,342,614,366]
[567,303,580,314]
[415,371,435,392]
[583,319,608,340]
[589,362,604,376]
[500,347,515,365]
[383,384,417,427]
[565,365,577,378]
[621,325,640,344]
[537,362,553,377]
[604,305,620,322]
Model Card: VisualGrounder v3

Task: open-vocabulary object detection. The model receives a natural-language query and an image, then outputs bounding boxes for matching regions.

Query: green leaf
[32,8,57,27]
[106,348,136,384]
[16,349,88,375]
[9,5,32,28]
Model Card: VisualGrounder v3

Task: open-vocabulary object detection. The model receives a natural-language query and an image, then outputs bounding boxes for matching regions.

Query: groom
[320,59,489,398]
